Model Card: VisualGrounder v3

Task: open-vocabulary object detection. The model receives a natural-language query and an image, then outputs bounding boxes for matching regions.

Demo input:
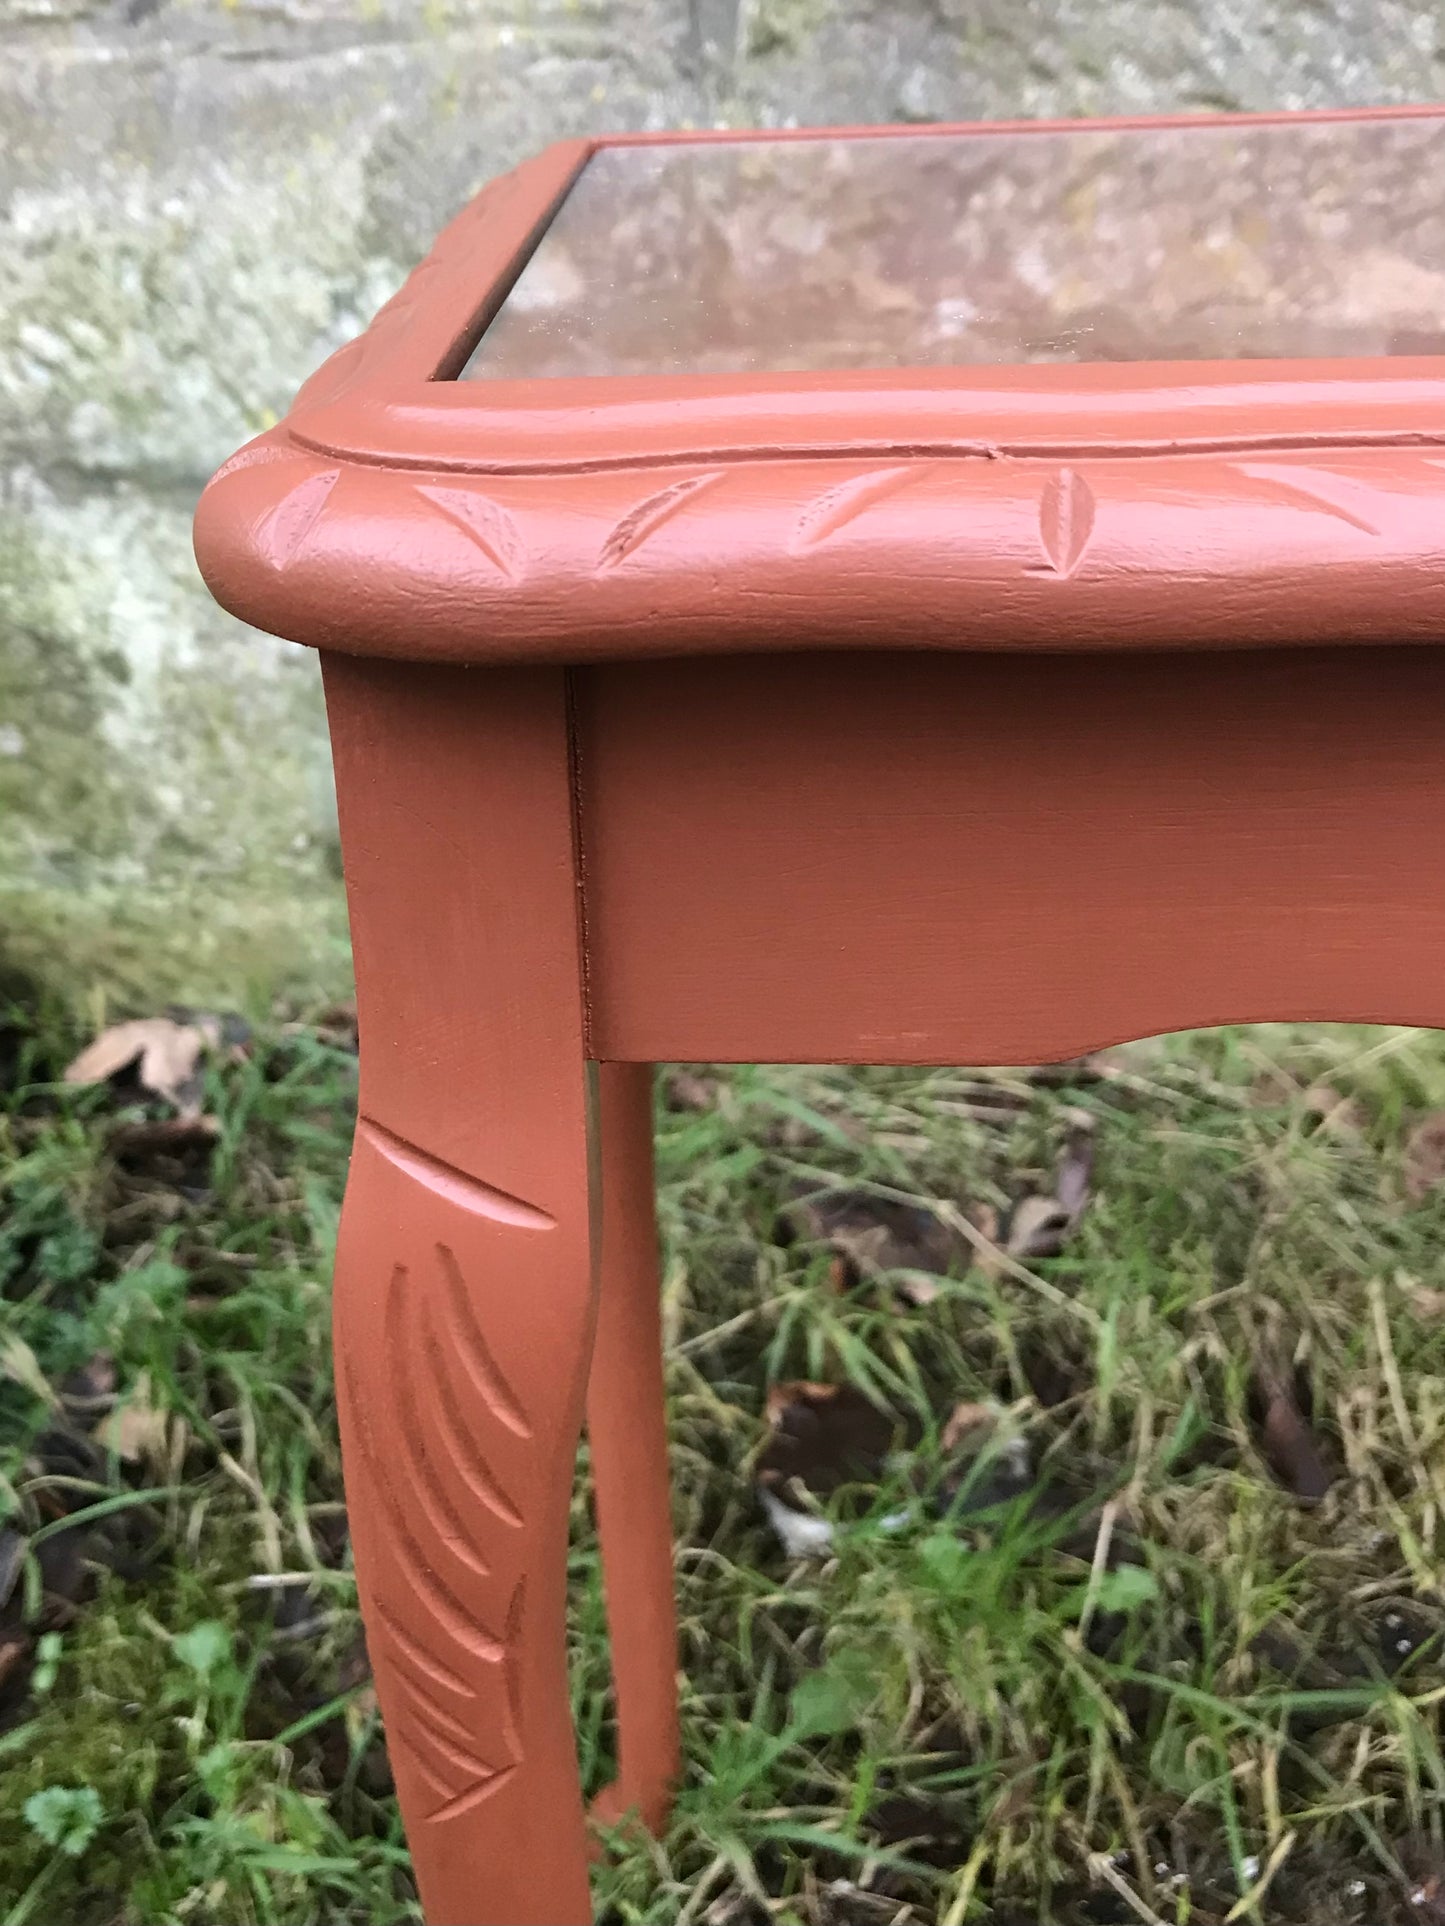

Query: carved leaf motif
[258,467,340,569]
[417,1290,525,1530]
[359,1121,552,1228]
[208,440,304,487]
[599,471,724,569]
[436,1243,533,1439]
[792,466,919,550]
[1230,461,1382,537]
[415,486,526,583]
[342,1236,533,1824]
[384,1264,493,1576]
[1037,467,1096,577]
[341,1343,508,1659]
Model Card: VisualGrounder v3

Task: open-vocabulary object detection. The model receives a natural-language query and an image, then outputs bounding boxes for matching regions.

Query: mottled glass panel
[461,118,1445,377]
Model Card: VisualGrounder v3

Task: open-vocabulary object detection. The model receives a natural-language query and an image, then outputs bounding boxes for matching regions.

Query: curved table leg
[587,1062,680,1838]
[336,1119,597,1925]
[323,656,599,1925]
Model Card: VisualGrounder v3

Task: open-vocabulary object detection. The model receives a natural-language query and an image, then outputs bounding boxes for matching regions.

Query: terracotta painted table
[195,106,1445,1924]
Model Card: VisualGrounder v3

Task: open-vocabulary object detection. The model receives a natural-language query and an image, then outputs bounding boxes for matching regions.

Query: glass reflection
[462,118,1445,379]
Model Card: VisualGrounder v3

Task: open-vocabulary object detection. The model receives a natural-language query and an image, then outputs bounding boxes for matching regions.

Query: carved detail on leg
[586,1064,680,1840]
[322,657,597,1922]
[337,1120,596,1926]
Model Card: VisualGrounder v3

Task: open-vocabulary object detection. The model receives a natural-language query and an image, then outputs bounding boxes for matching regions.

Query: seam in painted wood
[285,424,1445,480]
[563,667,595,1057]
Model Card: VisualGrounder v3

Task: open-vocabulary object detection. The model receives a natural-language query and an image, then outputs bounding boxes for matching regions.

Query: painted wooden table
[195,106,1445,1924]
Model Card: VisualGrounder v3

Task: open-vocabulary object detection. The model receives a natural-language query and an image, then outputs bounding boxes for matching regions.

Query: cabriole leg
[323,655,598,1926]
[587,1062,680,1837]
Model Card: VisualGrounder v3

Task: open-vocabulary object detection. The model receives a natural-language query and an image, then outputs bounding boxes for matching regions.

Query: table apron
[570,646,1445,1064]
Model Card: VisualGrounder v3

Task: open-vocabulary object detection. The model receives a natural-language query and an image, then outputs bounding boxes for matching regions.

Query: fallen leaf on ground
[936,1401,1034,1516]
[778,1189,969,1304]
[1399,1836,1445,1923]
[1300,1081,1367,1137]
[1404,1113,1445,1204]
[661,1068,721,1112]
[97,1374,176,1466]
[0,1628,29,1693]
[1053,1116,1095,1217]
[1254,1364,1333,1502]
[757,1382,900,1556]
[989,1112,1096,1266]
[1,1334,57,1409]
[759,1382,898,1497]
[864,1792,974,1869]
[65,1017,209,1117]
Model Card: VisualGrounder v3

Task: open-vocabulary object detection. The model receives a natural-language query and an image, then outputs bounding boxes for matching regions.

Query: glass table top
[459,116,1445,380]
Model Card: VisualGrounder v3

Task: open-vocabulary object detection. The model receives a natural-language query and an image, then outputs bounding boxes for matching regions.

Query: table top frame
[194,107,1445,666]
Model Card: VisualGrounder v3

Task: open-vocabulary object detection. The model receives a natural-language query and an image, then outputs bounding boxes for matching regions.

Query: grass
[1,1002,1444,1924]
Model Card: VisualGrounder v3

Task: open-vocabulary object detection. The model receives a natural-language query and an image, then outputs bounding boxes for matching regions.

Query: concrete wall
[2,0,1441,1004]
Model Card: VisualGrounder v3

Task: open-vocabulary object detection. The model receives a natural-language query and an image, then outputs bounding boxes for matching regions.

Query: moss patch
[0,483,350,1012]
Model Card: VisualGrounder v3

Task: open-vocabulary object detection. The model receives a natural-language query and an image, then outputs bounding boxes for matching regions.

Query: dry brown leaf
[1006,1193,1075,1259]
[1053,1114,1096,1218]
[65,1016,208,1117]
[1300,1081,1367,1136]
[0,1629,30,1691]
[661,1069,721,1112]
[779,1189,965,1302]
[1404,1112,1445,1204]
[1002,1114,1096,1261]
[935,1400,1034,1516]
[758,1381,898,1500]
[1408,1284,1445,1318]
[97,1374,174,1465]
[1256,1367,1333,1502]
[939,1401,998,1454]
[1249,1066,1300,1109]
[0,1334,57,1409]
[1400,1836,1445,1924]
[757,1381,901,1559]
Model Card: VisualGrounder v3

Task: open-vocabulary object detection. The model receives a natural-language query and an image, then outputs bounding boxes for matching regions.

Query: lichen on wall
[0,472,349,1008]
